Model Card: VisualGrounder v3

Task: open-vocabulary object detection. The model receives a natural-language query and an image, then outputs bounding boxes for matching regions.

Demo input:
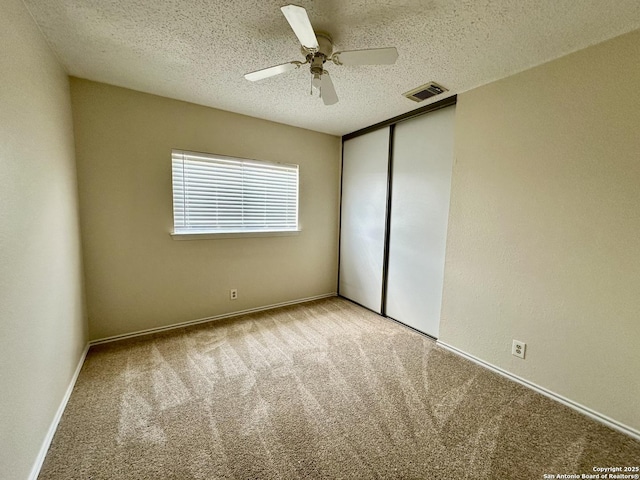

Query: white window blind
[172,150,299,234]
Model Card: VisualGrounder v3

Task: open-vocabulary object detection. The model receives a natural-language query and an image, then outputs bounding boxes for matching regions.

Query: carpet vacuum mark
[39,297,640,479]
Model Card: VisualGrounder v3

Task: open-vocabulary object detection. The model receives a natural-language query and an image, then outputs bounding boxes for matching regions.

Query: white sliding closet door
[339,127,390,312]
[386,106,455,337]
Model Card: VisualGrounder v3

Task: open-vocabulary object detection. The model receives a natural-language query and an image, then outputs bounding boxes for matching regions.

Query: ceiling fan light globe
[312,73,322,93]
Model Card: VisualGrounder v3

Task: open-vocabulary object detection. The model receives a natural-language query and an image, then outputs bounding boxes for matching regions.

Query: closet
[338,99,455,338]
[338,127,390,313]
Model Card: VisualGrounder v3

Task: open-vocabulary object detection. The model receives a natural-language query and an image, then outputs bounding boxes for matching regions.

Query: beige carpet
[39,297,639,479]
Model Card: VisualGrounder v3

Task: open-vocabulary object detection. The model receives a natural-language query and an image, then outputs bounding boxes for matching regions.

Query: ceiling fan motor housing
[303,32,333,70]
[310,56,324,75]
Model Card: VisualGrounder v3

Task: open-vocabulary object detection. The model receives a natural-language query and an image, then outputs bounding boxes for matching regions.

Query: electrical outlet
[230,289,238,300]
[512,340,526,359]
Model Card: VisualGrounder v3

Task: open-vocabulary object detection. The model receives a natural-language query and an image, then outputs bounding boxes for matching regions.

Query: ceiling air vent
[403,82,448,102]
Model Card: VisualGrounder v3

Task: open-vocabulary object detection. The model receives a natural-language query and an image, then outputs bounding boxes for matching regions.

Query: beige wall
[69,79,341,340]
[441,29,640,432]
[0,1,87,478]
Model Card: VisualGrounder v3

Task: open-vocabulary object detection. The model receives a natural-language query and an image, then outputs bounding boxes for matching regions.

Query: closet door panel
[339,128,390,312]
[386,106,455,336]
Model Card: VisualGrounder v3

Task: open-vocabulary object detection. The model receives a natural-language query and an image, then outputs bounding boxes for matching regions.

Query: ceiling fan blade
[333,47,398,66]
[321,72,338,105]
[244,62,298,82]
[280,4,318,49]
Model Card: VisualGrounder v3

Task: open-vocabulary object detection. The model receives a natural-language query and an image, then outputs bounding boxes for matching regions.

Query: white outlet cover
[512,340,526,359]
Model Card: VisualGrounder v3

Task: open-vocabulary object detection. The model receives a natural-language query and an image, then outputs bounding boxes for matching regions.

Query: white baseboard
[437,341,640,442]
[29,343,90,480]
[90,292,338,346]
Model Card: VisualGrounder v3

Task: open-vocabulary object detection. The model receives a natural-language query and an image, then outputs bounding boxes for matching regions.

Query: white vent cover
[403,82,448,102]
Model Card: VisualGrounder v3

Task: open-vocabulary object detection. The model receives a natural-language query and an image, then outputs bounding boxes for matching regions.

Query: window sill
[170,229,301,240]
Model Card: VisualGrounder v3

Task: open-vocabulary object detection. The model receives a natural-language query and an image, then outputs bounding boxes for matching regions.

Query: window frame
[170,149,301,239]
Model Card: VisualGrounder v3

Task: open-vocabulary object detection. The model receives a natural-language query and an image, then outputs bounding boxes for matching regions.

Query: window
[172,150,299,235]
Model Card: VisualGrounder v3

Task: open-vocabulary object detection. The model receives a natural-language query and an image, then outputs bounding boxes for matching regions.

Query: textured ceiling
[24,0,640,136]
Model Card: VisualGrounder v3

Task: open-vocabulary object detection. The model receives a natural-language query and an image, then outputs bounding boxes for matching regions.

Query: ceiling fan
[244,4,399,105]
